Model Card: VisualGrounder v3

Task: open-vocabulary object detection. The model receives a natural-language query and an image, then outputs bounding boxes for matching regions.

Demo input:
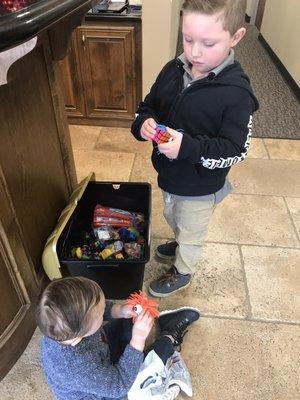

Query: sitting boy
[36,276,200,400]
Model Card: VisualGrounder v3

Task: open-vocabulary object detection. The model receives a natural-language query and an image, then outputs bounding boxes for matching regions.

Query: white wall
[142,0,182,96]
[261,0,300,85]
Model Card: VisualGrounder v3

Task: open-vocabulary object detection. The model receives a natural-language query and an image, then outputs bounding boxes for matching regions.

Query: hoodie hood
[176,58,259,112]
[208,60,259,111]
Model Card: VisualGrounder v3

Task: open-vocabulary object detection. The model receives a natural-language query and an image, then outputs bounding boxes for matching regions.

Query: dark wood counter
[0,0,94,379]
[0,0,97,51]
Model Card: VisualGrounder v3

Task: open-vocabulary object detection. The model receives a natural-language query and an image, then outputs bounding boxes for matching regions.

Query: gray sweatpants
[163,191,216,275]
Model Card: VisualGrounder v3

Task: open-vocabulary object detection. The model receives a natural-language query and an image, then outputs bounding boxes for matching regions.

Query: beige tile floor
[1,126,300,400]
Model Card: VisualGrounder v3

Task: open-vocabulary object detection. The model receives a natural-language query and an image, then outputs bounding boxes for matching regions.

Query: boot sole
[158,306,201,318]
[148,281,191,298]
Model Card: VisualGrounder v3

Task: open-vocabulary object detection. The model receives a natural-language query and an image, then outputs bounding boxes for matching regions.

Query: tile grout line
[205,240,300,250]
[129,153,137,182]
[200,313,300,327]
[261,138,271,159]
[237,244,253,319]
[93,127,103,151]
[228,192,300,199]
[282,196,300,244]
[151,236,300,251]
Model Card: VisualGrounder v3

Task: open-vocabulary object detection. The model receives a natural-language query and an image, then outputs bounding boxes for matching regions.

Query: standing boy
[131,0,259,297]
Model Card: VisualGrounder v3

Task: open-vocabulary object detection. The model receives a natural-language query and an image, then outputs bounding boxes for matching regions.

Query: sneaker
[149,266,191,297]
[158,307,200,346]
[156,240,178,260]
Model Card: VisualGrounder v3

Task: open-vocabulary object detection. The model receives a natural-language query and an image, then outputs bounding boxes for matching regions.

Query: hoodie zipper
[166,66,215,127]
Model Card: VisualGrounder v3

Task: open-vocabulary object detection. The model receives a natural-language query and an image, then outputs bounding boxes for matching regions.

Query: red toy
[126,291,160,321]
[153,124,173,144]
[93,204,144,229]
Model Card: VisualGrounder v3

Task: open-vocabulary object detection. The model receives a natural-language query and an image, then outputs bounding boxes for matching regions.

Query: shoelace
[172,320,190,347]
[157,268,177,285]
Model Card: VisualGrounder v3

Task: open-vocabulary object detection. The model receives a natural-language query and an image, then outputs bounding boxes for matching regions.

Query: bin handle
[86,264,119,269]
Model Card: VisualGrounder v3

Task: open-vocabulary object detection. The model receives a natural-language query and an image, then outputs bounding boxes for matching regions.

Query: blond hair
[182,0,246,35]
[36,277,103,341]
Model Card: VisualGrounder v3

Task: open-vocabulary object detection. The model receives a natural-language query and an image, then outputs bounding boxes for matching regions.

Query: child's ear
[231,27,246,47]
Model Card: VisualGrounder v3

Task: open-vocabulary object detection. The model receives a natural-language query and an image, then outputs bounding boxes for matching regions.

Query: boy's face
[182,11,245,78]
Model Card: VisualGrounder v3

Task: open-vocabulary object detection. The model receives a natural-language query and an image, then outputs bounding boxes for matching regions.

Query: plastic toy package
[93,204,145,231]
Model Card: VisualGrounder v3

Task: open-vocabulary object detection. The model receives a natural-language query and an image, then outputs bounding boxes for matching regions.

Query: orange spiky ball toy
[126,291,159,321]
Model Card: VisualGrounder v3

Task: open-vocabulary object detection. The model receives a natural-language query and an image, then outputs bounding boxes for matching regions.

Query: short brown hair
[36,277,103,341]
[182,0,246,35]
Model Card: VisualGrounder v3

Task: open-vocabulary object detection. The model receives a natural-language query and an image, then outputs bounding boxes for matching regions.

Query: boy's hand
[158,127,183,159]
[130,310,154,352]
[111,304,136,319]
[140,118,156,141]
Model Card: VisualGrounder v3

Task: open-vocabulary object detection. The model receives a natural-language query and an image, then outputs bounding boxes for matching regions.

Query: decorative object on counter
[94,0,110,11]
[128,0,141,7]
[91,0,128,13]
[153,124,173,144]
[126,291,159,321]
[0,0,37,14]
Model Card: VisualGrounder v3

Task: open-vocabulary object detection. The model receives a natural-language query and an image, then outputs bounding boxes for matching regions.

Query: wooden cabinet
[59,19,142,127]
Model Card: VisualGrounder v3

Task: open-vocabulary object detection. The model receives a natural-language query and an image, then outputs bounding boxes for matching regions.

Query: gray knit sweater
[40,301,143,400]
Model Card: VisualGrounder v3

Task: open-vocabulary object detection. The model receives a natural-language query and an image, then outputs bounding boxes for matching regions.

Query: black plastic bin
[57,181,151,299]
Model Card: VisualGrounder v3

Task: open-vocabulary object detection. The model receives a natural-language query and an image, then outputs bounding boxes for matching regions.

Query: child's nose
[191,43,202,59]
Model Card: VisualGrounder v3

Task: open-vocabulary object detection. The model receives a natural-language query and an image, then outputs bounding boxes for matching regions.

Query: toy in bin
[100,240,123,260]
[153,124,173,144]
[126,291,159,322]
[71,204,146,261]
[93,205,145,231]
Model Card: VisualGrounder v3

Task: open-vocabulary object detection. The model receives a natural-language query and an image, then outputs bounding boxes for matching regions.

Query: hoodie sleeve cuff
[178,133,200,163]
[131,114,155,142]
[103,300,115,321]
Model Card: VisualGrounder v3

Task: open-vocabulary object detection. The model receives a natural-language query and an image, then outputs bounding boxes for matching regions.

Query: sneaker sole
[148,281,191,298]
[155,249,176,261]
[158,306,201,318]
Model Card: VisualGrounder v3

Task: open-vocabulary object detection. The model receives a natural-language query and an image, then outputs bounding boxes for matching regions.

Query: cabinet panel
[78,26,136,121]
[0,239,23,334]
[58,34,86,117]
[0,217,35,379]
[89,39,127,110]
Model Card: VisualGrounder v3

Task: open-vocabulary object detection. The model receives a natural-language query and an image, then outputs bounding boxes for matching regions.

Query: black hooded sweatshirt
[131,58,259,196]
